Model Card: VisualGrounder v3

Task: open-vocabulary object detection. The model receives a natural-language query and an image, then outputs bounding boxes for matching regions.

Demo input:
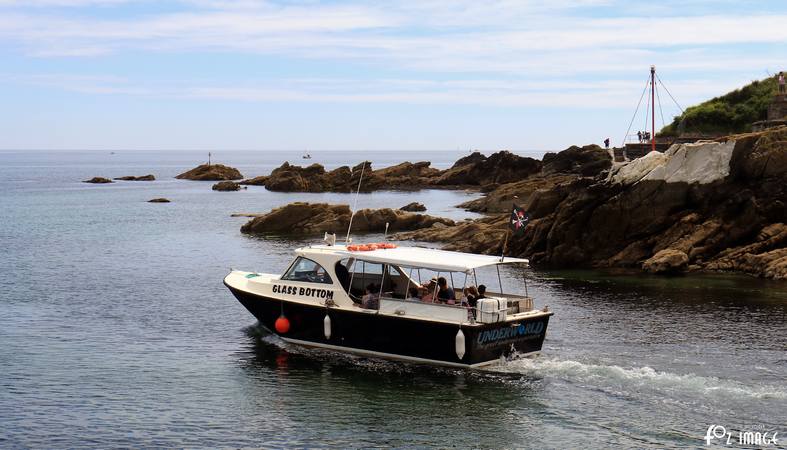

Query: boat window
[281,257,333,284]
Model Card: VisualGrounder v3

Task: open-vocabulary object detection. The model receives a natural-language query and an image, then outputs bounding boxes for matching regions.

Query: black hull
[226,284,551,367]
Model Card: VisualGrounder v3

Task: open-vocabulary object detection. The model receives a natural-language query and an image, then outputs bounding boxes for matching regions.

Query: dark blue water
[1,150,785,448]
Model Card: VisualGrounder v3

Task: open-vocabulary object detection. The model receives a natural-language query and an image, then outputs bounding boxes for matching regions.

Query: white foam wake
[498,357,787,400]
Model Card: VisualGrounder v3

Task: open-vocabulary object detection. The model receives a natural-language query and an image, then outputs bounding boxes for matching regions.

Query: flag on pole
[509,204,529,236]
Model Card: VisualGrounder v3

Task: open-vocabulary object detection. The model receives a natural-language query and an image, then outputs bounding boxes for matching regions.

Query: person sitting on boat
[406,286,421,300]
[476,285,487,300]
[436,277,456,304]
[360,283,380,310]
[463,285,479,308]
[420,278,438,302]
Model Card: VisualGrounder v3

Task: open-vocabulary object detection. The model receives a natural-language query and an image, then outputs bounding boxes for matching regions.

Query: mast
[650,65,656,153]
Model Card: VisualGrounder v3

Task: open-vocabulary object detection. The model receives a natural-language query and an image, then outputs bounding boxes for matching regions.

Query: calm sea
[0,150,785,448]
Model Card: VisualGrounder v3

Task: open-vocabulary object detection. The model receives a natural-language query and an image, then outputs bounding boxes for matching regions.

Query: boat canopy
[303,245,529,273]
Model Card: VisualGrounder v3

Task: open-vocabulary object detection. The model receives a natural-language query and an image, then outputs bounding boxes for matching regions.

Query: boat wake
[495,356,787,401]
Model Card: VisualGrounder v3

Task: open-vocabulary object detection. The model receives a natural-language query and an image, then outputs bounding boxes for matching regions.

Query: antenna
[345,161,367,243]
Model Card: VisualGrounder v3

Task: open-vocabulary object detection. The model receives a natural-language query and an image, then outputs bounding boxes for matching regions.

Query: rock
[240,202,454,236]
[400,202,426,212]
[212,181,241,191]
[148,198,170,203]
[262,160,444,193]
[434,150,542,186]
[114,174,155,181]
[458,173,576,213]
[642,249,689,274]
[264,162,331,192]
[704,223,787,279]
[83,177,113,184]
[542,144,611,176]
[175,164,243,181]
[238,176,268,186]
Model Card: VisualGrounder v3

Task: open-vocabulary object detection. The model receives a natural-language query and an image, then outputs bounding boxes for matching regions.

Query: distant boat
[302,152,312,159]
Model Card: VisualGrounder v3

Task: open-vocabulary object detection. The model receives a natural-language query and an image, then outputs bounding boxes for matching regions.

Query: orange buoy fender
[275,316,290,334]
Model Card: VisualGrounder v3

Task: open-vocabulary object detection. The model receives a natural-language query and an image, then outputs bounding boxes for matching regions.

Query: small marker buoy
[275,316,290,334]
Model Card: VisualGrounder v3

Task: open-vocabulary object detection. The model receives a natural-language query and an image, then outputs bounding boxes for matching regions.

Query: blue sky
[1,0,785,151]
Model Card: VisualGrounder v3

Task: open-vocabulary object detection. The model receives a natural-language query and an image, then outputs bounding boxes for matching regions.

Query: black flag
[509,204,529,236]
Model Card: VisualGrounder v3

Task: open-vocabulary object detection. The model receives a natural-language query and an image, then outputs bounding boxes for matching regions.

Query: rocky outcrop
[240,202,454,236]
[434,151,541,187]
[262,160,441,192]
[395,127,787,279]
[400,202,426,212]
[542,145,612,176]
[83,177,113,184]
[212,181,242,191]
[175,164,243,181]
[114,174,155,181]
[238,176,268,186]
[148,198,170,203]
[642,249,689,274]
[457,145,610,213]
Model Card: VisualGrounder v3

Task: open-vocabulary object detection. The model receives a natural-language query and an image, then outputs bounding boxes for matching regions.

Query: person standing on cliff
[779,72,785,94]
[604,138,610,149]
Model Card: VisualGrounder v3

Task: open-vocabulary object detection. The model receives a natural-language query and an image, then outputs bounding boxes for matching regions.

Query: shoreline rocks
[176,164,243,181]
[83,177,113,184]
[240,202,454,236]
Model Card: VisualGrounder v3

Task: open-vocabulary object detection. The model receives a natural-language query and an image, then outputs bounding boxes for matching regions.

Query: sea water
[0,150,785,448]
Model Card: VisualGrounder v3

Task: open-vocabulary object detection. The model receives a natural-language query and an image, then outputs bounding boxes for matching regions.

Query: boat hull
[226,283,551,368]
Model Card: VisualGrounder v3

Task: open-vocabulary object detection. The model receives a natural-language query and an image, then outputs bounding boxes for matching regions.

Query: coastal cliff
[394,127,787,279]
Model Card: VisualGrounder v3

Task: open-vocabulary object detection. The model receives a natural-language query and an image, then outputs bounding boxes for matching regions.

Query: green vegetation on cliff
[659,76,777,136]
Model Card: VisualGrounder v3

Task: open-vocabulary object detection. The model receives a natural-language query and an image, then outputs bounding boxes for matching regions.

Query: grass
[659,76,779,136]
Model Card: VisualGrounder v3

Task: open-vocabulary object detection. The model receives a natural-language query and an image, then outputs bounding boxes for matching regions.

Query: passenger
[464,285,479,308]
[421,278,438,302]
[360,283,380,310]
[406,287,421,300]
[436,277,456,304]
[477,284,487,300]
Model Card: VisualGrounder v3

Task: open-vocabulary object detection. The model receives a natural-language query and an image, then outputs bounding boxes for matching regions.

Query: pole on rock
[651,65,656,153]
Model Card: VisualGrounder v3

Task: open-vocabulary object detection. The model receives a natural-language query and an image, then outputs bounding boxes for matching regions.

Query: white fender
[455,329,465,360]
[324,314,331,340]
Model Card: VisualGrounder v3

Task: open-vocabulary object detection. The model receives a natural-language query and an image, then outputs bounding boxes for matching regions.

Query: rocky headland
[176,164,243,181]
[393,127,787,280]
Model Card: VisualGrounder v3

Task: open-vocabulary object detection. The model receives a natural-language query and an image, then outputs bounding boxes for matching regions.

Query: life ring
[356,244,371,251]
[347,245,359,251]
[367,243,379,250]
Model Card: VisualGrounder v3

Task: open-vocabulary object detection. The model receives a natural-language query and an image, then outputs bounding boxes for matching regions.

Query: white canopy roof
[301,245,529,273]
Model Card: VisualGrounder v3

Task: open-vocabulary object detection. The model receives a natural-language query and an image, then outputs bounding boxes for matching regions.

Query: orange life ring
[357,244,371,251]
[347,245,358,251]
